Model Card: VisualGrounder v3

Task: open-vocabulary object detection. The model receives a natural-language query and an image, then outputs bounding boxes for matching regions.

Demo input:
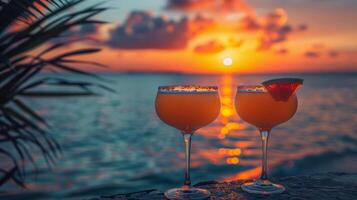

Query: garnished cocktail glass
[235,79,303,194]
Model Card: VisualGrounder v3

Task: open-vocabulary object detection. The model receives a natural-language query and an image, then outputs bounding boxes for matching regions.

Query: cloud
[78,24,99,36]
[237,9,308,51]
[239,15,261,30]
[165,1,308,52]
[258,24,293,50]
[76,24,104,43]
[107,11,213,49]
[193,38,243,54]
[166,0,253,14]
[297,24,308,31]
[305,51,320,58]
[104,3,306,52]
[264,8,288,27]
[49,24,102,45]
[304,44,340,58]
[241,9,295,50]
[329,51,339,58]
[194,40,225,54]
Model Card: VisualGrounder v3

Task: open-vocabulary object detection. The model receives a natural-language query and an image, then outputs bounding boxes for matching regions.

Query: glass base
[241,179,285,195]
[164,186,210,200]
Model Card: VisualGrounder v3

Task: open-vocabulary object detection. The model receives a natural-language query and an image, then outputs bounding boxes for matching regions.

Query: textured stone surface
[88,172,357,200]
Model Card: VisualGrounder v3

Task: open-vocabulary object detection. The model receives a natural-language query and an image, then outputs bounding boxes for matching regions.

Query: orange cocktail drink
[155,85,220,200]
[156,88,220,133]
[235,85,297,130]
[235,78,303,195]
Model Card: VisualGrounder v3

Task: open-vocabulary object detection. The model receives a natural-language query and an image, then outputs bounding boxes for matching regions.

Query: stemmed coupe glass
[235,78,303,194]
[155,85,220,200]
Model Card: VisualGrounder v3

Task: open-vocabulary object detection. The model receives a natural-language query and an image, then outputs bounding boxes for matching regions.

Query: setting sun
[223,57,233,66]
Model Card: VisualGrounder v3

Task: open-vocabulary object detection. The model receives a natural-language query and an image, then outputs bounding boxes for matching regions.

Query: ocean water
[1,73,357,199]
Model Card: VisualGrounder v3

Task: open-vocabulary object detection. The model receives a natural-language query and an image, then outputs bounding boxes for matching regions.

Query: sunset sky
[67,0,357,74]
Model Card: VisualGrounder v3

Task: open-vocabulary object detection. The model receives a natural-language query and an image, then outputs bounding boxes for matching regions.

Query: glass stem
[183,133,192,186]
[260,129,270,181]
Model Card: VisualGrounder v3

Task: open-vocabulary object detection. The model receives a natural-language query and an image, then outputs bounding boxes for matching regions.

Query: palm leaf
[0,0,111,188]
[13,98,48,125]
[20,91,98,97]
[0,167,25,188]
[0,0,72,32]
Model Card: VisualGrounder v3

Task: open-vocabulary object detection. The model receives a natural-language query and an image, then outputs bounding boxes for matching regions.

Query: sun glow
[223,57,233,66]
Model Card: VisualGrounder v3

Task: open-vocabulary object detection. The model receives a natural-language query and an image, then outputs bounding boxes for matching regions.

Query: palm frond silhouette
[0,0,110,187]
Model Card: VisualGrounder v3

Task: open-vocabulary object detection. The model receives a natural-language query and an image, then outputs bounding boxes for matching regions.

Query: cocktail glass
[235,82,301,194]
[155,85,220,200]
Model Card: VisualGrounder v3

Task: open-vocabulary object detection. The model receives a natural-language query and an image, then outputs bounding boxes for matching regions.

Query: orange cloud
[237,8,308,50]
[192,37,243,54]
[194,40,225,54]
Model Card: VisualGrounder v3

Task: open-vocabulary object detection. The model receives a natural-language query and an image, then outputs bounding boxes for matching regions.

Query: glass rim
[158,85,218,94]
[237,84,267,93]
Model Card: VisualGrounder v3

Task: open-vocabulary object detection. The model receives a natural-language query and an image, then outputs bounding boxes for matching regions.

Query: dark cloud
[166,0,205,10]
[194,40,225,54]
[62,24,100,39]
[258,24,292,50]
[107,11,213,49]
[297,24,308,31]
[166,0,252,14]
[305,51,320,58]
[76,24,103,43]
[305,44,340,58]
[329,51,339,58]
[78,24,99,35]
[48,24,101,45]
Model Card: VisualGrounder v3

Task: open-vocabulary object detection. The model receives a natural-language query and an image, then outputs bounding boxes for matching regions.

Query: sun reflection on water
[217,76,248,168]
[218,75,245,140]
[194,75,262,181]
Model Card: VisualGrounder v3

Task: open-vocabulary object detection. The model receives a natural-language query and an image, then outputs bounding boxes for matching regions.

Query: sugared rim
[237,85,267,93]
[158,85,218,93]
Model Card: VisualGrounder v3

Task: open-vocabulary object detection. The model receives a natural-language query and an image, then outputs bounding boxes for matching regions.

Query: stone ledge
[89,172,357,200]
